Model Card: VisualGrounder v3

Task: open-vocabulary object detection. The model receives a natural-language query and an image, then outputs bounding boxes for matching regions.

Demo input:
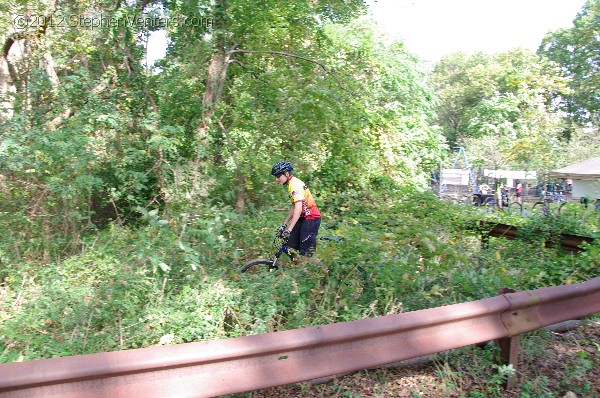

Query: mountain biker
[271,161,321,256]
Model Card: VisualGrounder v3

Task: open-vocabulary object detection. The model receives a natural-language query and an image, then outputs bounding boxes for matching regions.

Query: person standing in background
[516,180,523,204]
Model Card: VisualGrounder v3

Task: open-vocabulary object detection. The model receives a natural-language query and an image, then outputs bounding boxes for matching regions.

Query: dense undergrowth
[1,185,599,367]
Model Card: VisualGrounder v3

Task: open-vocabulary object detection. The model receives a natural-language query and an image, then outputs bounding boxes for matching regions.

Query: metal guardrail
[480,221,595,252]
[1,278,599,398]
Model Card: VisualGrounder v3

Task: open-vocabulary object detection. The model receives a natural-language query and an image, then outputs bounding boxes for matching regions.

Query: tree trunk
[235,172,246,212]
[2,0,59,121]
[191,46,235,199]
[0,54,14,121]
[195,48,233,160]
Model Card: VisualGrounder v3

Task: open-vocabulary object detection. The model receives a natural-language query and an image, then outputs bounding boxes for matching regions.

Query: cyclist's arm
[284,201,303,232]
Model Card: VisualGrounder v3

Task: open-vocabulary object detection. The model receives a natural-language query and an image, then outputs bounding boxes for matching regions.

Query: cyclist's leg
[287,218,303,252]
[298,218,321,256]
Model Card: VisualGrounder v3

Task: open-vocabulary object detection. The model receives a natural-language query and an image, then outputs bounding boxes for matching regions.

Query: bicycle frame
[270,237,293,270]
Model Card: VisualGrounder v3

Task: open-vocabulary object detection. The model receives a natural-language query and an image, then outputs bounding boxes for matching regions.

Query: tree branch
[231,49,358,95]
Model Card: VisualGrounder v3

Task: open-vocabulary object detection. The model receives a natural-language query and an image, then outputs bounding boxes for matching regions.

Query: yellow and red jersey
[287,176,321,220]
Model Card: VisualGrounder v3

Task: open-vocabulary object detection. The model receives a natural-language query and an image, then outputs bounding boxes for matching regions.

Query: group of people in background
[476,178,574,208]
[535,178,573,197]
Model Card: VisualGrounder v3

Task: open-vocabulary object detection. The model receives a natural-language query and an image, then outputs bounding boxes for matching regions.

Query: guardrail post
[496,287,518,390]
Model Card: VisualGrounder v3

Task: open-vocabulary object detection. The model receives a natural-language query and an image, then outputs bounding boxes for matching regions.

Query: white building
[549,157,600,199]
[483,169,537,188]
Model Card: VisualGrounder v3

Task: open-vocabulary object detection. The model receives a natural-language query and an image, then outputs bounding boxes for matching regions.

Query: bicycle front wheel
[240,258,276,274]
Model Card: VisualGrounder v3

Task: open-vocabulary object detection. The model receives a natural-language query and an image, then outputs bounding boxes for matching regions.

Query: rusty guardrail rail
[1,278,599,398]
[480,221,596,252]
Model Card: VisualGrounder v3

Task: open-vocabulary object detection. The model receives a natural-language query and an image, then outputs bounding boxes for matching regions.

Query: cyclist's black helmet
[271,161,293,176]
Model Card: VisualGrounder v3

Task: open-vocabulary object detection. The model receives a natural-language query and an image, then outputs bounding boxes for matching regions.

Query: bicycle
[498,188,525,215]
[532,191,567,216]
[240,231,374,304]
[507,200,523,215]
[557,197,600,220]
[474,190,522,214]
[240,233,343,274]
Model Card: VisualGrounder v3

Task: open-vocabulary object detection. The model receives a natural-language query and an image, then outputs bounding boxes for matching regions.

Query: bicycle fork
[271,244,293,270]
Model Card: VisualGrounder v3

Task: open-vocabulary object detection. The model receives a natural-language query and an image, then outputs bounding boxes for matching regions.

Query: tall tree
[430,49,569,171]
[156,2,445,211]
[429,52,500,146]
[155,0,367,210]
[464,50,568,171]
[538,0,600,126]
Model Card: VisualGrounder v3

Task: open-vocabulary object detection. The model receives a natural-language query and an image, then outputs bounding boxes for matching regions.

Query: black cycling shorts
[288,217,321,256]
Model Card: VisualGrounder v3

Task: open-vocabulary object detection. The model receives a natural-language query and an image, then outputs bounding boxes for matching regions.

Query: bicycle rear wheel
[240,258,277,274]
[508,202,523,215]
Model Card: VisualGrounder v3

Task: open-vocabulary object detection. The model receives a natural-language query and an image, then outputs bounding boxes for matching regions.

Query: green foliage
[539,0,600,125]
[431,49,570,172]
[1,4,598,397]
[435,344,516,398]
[1,180,599,385]
[430,52,501,146]
[1,251,156,360]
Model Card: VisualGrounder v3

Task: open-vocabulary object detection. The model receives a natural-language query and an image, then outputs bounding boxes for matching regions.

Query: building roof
[549,157,600,180]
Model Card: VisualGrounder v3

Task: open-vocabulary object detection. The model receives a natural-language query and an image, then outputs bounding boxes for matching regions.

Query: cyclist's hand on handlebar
[276,224,287,237]
[281,229,291,239]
